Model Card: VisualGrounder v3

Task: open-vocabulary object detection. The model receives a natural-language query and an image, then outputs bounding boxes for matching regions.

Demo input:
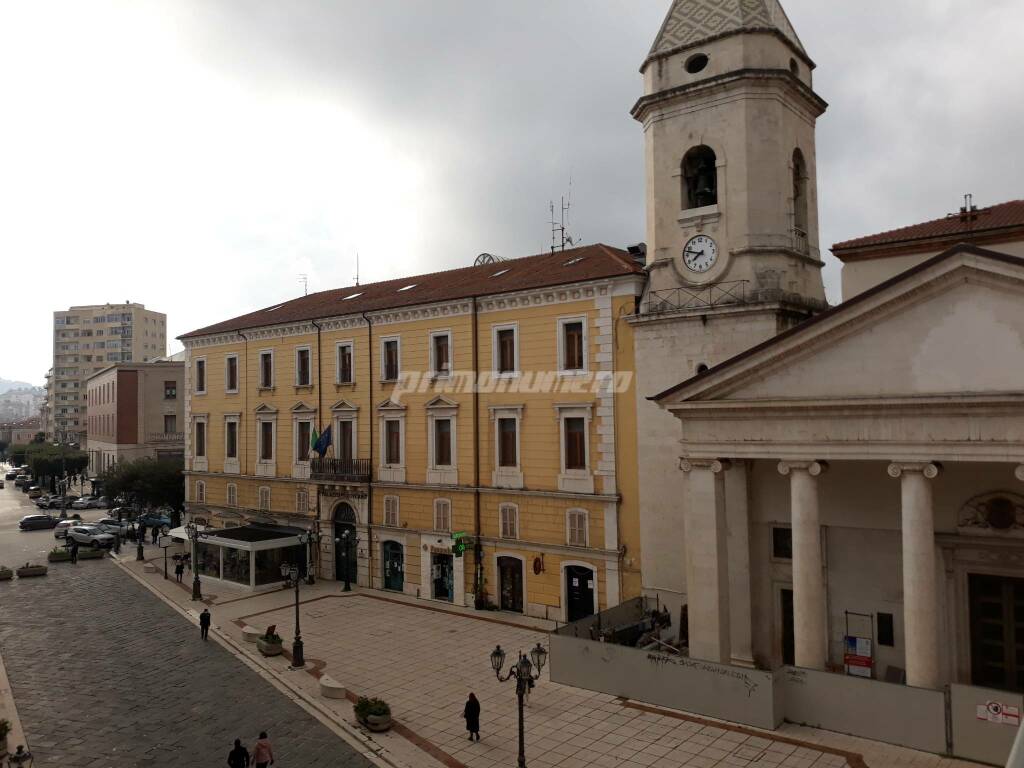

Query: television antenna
[549,178,579,252]
[355,252,360,286]
[298,274,308,296]
[945,193,990,237]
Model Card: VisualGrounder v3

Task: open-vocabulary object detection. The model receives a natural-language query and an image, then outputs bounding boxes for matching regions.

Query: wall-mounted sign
[977,701,1020,726]
[843,636,873,678]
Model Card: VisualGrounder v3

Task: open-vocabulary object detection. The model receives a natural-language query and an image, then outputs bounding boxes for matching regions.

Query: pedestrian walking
[200,608,211,640]
[69,539,79,565]
[152,525,159,544]
[138,523,146,543]
[227,738,250,768]
[463,692,481,741]
[175,559,185,583]
[252,731,274,768]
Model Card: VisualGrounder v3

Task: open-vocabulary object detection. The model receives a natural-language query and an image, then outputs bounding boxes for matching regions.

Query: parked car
[0,479,4,489]
[71,496,98,510]
[14,474,30,488]
[91,518,128,537]
[42,495,78,510]
[4,470,15,480]
[67,525,115,548]
[26,486,43,499]
[93,496,110,509]
[136,512,172,529]
[19,514,59,531]
[54,519,79,539]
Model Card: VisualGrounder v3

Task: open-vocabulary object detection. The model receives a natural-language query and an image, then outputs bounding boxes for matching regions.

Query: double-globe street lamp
[490,642,547,768]
[337,529,359,592]
[185,521,207,601]
[279,530,314,668]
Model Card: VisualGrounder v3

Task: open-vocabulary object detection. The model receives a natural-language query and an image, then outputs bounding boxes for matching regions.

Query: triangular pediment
[330,399,359,412]
[253,403,278,414]
[376,398,406,412]
[425,395,459,410]
[291,401,316,413]
[657,246,1024,405]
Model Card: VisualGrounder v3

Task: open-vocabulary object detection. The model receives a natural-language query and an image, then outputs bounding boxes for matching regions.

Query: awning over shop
[173,523,308,589]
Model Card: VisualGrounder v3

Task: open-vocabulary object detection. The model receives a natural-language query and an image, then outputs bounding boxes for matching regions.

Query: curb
[0,642,28,758]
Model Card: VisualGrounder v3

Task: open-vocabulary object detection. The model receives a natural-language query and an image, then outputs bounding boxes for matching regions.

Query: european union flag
[313,424,332,456]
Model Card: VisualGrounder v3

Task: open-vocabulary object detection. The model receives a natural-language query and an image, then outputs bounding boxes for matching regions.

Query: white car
[54,520,79,539]
[91,518,128,537]
[67,525,115,548]
[71,496,98,510]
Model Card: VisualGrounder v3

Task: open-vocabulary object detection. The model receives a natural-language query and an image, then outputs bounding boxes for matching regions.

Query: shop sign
[843,635,872,678]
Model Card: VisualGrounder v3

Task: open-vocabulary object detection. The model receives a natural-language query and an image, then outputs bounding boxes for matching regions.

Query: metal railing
[147,432,184,443]
[310,457,372,483]
[793,227,809,255]
[645,280,748,314]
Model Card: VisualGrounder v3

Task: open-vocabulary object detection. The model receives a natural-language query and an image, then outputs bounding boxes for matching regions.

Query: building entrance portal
[432,553,454,602]
[498,556,524,613]
[969,573,1024,692]
[383,540,404,592]
[565,565,595,622]
[333,502,358,585]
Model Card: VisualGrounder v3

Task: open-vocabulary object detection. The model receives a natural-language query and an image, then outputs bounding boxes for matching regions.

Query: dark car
[136,512,172,529]
[4,471,16,480]
[19,514,59,531]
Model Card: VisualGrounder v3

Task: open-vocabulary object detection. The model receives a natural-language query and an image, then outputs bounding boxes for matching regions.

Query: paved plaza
[0,561,374,768]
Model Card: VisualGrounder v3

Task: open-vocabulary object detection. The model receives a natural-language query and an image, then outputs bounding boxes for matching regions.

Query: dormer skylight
[492,269,510,277]
[563,256,585,266]
[397,284,417,292]
[264,304,284,312]
[342,292,363,300]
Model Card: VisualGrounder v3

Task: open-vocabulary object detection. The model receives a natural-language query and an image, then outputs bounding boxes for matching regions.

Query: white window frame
[380,336,401,382]
[377,401,407,483]
[425,397,458,485]
[489,405,524,489]
[491,323,520,378]
[433,498,452,533]
[258,486,271,512]
[555,403,594,494]
[296,488,309,514]
[566,508,589,547]
[294,344,313,387]
[192,415,208,473]
[194,356,207,395]
[499,503,519,540]
[258,349,274,389]
[383,495,400,528]
[335,340,354,384]
[226,483,238,507]
[224,353,239,393]
[223,414,240,474]
[429,329,453,379]
[331,400,358,463]
[256,410,278,477]
[195,480,206,503]
[557,315,588,375]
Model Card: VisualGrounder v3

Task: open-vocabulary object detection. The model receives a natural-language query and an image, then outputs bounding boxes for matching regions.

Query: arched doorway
[497,556,524,613]
[333,502,358,585]
[382,540,404,592]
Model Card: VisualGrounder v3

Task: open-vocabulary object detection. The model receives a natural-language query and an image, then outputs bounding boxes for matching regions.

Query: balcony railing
[311,457,372,483]
[147,432,184,443]
[793,227,809,256]
[645,280,748,315]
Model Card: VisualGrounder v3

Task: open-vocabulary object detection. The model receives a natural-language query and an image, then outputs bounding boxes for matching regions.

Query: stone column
[680,458,731,663]
[1015,465,1024,483]
[888,461,941,689]
[778,460,827,670]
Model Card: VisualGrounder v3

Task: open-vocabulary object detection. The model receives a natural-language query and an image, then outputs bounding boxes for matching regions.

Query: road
[0,466,374,768]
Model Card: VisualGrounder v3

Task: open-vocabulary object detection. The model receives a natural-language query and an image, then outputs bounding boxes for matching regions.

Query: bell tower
[633,0,828,304]
[629,0,830,665]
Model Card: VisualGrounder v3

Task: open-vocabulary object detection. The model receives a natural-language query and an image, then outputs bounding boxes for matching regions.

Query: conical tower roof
[648,0,807,61]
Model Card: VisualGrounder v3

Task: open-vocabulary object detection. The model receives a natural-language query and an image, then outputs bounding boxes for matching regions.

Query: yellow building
[179,245,644,621]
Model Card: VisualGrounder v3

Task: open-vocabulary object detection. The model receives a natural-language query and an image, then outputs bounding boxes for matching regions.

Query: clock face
[682,235,718,273]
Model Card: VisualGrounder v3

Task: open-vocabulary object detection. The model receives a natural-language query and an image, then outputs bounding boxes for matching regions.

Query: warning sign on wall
[843,636,873,678]
[977,701,1020,726]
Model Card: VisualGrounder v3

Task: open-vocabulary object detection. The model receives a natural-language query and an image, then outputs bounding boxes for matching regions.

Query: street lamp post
[279,534,309,668]
[185,521,204,601]
[336,529,359,592]
[490,643,547,768]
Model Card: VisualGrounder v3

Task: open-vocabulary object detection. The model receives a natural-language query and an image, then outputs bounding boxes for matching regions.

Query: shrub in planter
[0,566,12,581]
[354,696,392,732]
[79,548,105,560]
[0,717,10,756]
[16,563,47,578]
[48,547,72,563]
[257,625,283,657]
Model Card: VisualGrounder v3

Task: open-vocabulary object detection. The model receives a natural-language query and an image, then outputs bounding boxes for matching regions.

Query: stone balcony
[310,457,371,483]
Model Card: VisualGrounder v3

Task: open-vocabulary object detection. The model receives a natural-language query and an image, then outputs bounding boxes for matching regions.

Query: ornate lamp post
[185,521,204,601]
[337,529,359,592]
[490,643,547,768]
[279,535,308,668]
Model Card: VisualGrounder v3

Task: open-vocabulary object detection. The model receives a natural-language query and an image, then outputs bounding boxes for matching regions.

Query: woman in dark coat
[463,692,481,741]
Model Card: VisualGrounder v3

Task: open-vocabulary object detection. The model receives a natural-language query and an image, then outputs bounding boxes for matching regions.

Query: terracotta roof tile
[180,244,641,339]
[832,200,1024,252]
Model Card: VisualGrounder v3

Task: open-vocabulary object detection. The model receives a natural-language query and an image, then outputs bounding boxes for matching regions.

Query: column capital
[778,460,827,477]
[1015,465,1024,483]
[679,457,730,474]
[888,462,940,480]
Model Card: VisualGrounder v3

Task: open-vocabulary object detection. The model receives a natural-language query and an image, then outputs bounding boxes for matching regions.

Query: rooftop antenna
[355,252,360,287]
[549,177,579,253]
[298,274,308,296]
[946,193,990,238]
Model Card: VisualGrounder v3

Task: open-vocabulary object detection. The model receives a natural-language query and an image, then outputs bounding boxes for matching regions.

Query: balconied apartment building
[52,303,167,444]
[86,361,185,475]
[180,245,645,621]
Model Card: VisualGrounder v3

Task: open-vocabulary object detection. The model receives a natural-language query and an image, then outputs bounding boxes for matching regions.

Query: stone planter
[363,713,392,732]
[79,548,106,560]
[16,564,47,578]
[0,568,13,581]
[257,638,283,657]
[48,550,72,563]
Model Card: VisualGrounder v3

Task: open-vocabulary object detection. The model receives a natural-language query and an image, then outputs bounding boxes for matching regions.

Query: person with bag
[175,559,185,583]
[253,731,274,767]
[227,738,250,768]
[463,692,481,741]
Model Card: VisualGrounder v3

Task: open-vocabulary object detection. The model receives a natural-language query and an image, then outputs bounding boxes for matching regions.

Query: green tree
[101,458,184,519]
[0,439,8,459]
[7,444,30,466]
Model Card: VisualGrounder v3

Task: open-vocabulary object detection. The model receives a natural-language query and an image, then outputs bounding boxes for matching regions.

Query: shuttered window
[434,499,451,532]
[500,504,518,539]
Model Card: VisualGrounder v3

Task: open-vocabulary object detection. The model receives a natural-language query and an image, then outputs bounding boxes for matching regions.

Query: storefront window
[223,548,250,586]
[254,545,304,586]
[197,542,221,579]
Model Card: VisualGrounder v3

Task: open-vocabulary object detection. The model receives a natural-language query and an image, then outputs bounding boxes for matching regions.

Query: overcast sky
[2,0,1022,386]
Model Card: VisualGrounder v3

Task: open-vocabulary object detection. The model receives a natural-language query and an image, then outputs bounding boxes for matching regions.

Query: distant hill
[0,378,38,395]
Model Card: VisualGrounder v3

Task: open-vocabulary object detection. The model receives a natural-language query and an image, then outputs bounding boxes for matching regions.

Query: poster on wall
[843,635,873,678]
[977,701,1021,726]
